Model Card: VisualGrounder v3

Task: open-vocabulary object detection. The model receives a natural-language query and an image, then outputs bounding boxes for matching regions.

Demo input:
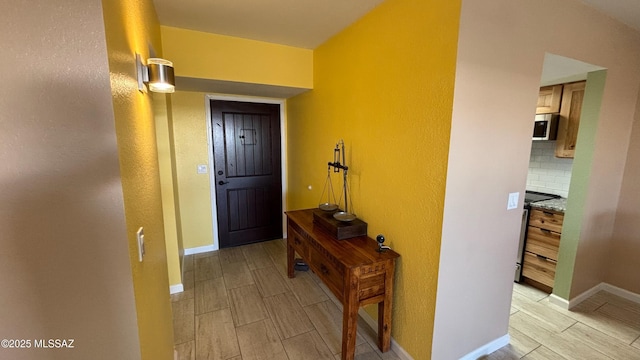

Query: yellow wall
[154,93,183,287]
[161,26,313,89]
[286,0,461,358]
[101,0,175,358]
[170,91,216,249]
[162,29,313,252]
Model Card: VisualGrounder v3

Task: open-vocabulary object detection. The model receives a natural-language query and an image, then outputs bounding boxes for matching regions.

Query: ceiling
[580,0,640,33]
[540,54,606,86]
[152,0,385,49]
[153,0,640,50]
[154,1,638,96]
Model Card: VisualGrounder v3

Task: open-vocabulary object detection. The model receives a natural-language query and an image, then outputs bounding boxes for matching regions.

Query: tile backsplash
[526,141,573,198]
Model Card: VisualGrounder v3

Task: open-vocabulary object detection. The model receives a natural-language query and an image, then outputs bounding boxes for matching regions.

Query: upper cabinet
[536,84,563,114]
[555,81,586,158]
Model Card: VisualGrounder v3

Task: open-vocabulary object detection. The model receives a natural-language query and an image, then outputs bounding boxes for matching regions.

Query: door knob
[218,180,229,185]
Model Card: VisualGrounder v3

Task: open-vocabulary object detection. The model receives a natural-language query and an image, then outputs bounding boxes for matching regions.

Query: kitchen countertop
[530,197,567,213]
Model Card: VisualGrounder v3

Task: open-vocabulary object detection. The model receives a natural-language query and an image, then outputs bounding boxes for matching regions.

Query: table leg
[377,301,392,352]
[342,269,360,360]
[377,260,395,352]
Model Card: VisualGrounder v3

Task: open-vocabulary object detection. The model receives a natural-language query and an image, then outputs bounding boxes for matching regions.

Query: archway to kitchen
[511,53,607,314]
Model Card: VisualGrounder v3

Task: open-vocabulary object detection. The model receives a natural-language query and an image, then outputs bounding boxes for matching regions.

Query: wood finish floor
[171,239,401,360]
[483,283,640,360]
[172,239,640,360]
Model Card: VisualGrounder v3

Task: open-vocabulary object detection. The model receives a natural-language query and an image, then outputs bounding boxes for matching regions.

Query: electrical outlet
[137,227,145,262]
[507,192,519,210]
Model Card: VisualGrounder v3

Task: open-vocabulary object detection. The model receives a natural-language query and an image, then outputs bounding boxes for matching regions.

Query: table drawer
[359,273,385,301]
[525,226,561,261]
[522,251,556,288]
[307,246,344,298]
[288,226,308,257]
[529,209,564,233]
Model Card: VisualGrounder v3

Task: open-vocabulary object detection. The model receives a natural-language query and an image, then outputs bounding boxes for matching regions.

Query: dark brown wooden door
[211,100,282,248]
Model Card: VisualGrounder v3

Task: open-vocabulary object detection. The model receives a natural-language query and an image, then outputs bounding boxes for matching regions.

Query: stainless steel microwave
[533,113,558,141]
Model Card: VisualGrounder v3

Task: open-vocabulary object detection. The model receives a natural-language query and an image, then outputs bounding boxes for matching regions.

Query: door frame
[205,94,287,251]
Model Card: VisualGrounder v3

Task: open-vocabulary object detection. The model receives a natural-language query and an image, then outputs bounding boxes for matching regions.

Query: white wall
[0,1,140,359]
[527,141,573,197]
[433,0,640,358]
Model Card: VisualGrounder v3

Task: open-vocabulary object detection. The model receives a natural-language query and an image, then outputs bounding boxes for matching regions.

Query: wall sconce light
[136,53,175,93]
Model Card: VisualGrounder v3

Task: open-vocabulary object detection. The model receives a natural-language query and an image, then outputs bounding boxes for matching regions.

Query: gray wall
[0,1,140,359]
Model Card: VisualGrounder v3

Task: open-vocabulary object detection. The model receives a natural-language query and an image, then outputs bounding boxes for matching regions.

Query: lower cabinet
[522,252,557,288]
[522,208,564,290]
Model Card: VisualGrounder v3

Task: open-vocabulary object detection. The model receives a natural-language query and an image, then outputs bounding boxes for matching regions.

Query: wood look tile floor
[483,282,640,360]
[171,239,401,360]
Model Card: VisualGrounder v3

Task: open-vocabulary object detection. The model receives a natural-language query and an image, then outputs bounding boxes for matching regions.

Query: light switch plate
[137,227,145,262]
[197,164,208,174]
[507,192,519,210]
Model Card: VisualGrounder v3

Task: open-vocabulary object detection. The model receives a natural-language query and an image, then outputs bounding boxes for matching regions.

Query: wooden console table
[285,209,399,360]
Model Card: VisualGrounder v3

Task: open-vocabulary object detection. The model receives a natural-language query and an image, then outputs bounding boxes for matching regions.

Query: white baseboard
[567,283,605,309]
[169,284,184,294]
[549,293,570,309]
[601,283,640,304]
[567,282,640,309]
[459,334,510,360]
[184,244,217,255]
[357,308,413,360]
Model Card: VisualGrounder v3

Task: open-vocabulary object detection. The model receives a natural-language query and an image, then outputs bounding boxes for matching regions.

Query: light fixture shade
[147,58,175,93]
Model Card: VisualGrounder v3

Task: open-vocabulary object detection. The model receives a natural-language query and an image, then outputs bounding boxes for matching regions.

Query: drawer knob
[320,264,329,275]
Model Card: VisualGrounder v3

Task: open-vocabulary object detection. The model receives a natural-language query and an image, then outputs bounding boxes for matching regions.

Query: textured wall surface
[160,26,314,251]
[169,91,216,250]
[0,0,141,358]
[162,26,313,89]
[101,0,175,358]
[286,0,461,358]
[154,92,183,287]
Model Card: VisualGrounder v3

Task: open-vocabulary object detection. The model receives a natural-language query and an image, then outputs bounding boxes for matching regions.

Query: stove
[524,191,560,206]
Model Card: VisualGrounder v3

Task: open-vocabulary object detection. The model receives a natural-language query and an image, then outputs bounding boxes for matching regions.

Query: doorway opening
[509,53,607,341]
[517,53,605,294]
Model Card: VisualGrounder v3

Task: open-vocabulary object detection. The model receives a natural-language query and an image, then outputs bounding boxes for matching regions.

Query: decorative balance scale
[319,139,357,221]
[313,140,368,240]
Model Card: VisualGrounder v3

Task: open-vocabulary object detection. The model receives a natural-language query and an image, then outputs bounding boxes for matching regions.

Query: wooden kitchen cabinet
[555,81,586,158]
[536,84,563,114]
[528,208,564,234]
[522,208,564,291]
